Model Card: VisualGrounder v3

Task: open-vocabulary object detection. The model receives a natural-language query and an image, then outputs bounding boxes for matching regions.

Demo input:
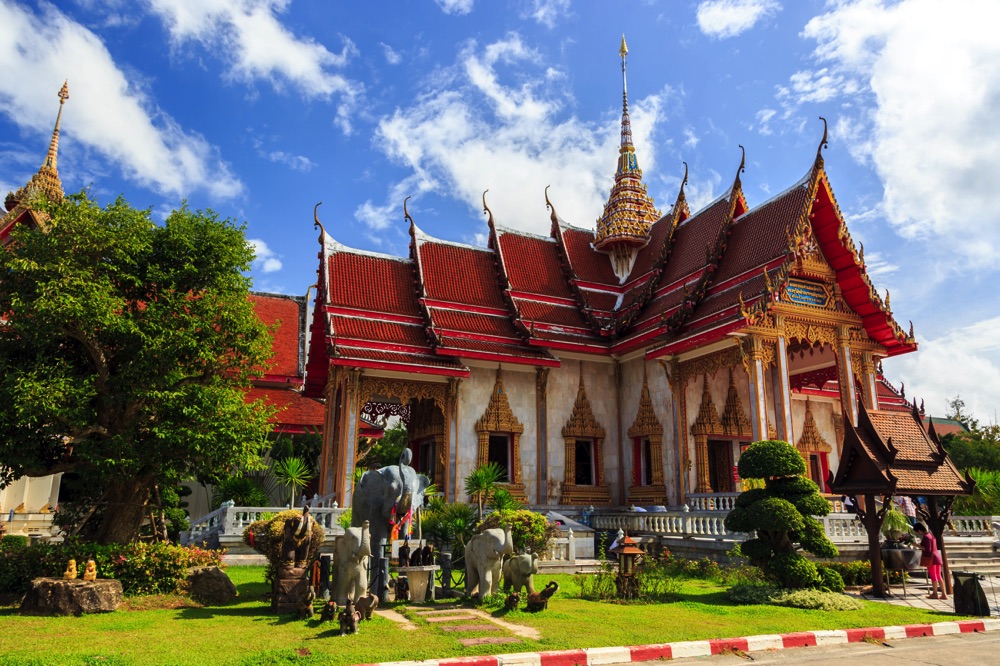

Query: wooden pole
[863,493,887,597]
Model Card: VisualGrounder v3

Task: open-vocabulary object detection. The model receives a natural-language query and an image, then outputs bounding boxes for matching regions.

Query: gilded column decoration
[661,358,688,503]
[740,335,769,441]
[835,325,858,426]
[560,372,612,506]
[690,374,721,493]
[853,350,878,410]
[832,413,845,457]
[475,367,527,502]
[720,368,752,438]
[535,367,550,505]
[445,377,459,502]
[626,364,666,503]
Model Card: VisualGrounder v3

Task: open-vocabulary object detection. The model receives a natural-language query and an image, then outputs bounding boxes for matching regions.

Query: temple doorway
[707,440,734,493]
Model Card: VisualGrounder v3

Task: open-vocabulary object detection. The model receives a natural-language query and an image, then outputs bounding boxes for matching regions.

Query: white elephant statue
[333,520,371,605]
[465,524,514,600]
[502,552,539,595]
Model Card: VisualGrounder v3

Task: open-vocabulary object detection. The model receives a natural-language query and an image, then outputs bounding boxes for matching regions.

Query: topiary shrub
[817,566,845,592]
[726,580,781,605]
[478,509,558,555]
[724,440,837,588]
[769,588,863,611]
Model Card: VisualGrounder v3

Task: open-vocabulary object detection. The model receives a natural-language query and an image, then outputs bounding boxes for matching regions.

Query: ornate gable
[562,374,606,439]
[475,367,524,434]
[796,399,832,453]
[691,374,722,436]
[628,366,662,439]
[720,368,751,438]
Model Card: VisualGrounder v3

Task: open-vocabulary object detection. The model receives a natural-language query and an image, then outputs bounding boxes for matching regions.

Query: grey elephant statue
[465,524,514,601]
[352,449,431,601]
[502,552,539,595]
[333,519,371,605]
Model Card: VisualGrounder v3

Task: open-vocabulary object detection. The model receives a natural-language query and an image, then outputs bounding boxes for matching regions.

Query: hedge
[0,539,222,596]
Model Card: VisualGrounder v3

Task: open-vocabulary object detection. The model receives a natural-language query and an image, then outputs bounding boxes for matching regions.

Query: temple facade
[303,40,918,508]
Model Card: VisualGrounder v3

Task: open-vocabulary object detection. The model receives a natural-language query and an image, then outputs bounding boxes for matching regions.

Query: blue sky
[1,0,998,421]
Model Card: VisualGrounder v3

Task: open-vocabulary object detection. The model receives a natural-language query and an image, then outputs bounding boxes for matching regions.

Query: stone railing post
[568,529,576,563]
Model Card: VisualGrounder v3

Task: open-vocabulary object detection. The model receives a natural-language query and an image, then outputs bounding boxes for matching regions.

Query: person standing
[914,523,946,600]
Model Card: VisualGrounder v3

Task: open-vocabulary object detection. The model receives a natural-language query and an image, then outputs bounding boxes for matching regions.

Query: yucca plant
[488,487,522,513]
[271,456,315,507]
[464,462,505,520]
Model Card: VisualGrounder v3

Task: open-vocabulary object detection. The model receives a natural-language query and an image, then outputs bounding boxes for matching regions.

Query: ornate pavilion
[301,39,919,509]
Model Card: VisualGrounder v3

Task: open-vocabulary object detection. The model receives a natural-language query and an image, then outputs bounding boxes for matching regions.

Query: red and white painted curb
[361,619,1000,666]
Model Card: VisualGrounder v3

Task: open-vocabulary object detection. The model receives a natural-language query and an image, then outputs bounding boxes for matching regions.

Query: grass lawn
[0,566,965,666]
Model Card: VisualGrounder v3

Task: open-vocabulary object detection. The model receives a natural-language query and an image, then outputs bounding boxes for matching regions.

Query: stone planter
[394,565,439,601]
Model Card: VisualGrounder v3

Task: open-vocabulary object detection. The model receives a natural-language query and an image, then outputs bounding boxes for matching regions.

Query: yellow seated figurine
[63,559,78,580]
[82,560,97,581]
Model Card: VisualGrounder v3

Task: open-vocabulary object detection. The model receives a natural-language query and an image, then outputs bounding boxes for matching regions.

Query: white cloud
[361,34,672,237]
[696,0,781,39]
[380,42,402,65]
[436,0,475,15]
[145,0,359,130]
[249,238,283,273]
[526,0,571,28]
[265,150,315,172]
[796,0,1000,269]
[0,1,242,199]
[754,108,776,135]
[887,315,1000,421]
[683,127,699,148]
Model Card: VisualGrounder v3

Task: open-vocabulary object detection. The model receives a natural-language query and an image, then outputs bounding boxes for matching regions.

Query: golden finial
[313,202,326,238]
[482,189,494,227]
[43,81,69,172]
[619,34,628,58]
[737,145,746,175]
[859,242,864,264]
[545,185,559,225]
[681,161,689,191]
[403,195,413,227]
[885,289,891,311]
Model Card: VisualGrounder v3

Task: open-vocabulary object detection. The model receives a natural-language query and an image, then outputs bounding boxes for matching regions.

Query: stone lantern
[610,531,644,600]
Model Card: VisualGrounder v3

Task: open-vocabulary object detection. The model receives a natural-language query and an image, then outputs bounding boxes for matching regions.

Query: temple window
[626,365,666,502]
[574,439,596,486]
[632,437,653,486]
[487,433,511,482]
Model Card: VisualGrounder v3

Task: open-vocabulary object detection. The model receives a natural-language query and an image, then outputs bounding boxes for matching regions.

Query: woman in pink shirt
[914,523,946,600]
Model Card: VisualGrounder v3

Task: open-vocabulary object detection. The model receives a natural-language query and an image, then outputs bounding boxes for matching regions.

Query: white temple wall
[455,364,538,503]
[546,357,618,503]
[619,357,678,503]
[789,396,841,490]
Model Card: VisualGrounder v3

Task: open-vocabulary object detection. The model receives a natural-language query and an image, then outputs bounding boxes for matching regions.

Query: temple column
[857,351,878,410]
[340,370,362,508]
[836,326,859,426]
[535,368,549,504]
[446,378,459,503]
[662,359,687,504]
[318,367,343,499]
[773,319,794,440]
[694,434,710,493]
[745,336,769,441]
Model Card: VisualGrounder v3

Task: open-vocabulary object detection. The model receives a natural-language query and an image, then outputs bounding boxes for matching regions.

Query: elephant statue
[465,524,514,600]
[502,552,539,595]
[352,449,431,601]
[333,519,371,605]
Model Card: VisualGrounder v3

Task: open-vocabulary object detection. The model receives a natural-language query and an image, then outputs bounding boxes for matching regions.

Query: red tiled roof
[416,240,508,310]
[246,386,325,428]
[436,336,557,362]
[328,252,422,318]
[496,230,573,299]
[560,226,619,285]
[332,345,467,373]
[426,307,520,339]
[330,315,429,348]
[250,293,303,378]
[579,289,619,312]
[627,213,674,280]
[656,197,730,288]
[515,298,591,329]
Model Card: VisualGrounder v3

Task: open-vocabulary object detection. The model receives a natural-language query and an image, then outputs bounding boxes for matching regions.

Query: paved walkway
[852,574,1000,615]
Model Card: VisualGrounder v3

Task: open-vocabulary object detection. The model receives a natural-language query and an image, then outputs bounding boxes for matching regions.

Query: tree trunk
[864,493,887,598]
[91,475,157,544]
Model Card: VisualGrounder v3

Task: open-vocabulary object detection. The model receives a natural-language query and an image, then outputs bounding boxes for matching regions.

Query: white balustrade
[541,529,577,562]
[183,505,348,545]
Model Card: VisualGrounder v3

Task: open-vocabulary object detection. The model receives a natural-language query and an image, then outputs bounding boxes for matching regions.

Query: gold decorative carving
[783,320,836,348]
[691,374,722,436]
[679,344,744,386]
[561,372,611,505]
[627,365,666,502]
[796,400,832,453]
[357,376,444,413]
[720,368,751,438]
[628,366,663,439]
[475,367,526,499]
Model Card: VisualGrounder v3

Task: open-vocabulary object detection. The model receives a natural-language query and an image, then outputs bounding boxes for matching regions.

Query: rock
[187,566,238,605]
[19,578,123,616]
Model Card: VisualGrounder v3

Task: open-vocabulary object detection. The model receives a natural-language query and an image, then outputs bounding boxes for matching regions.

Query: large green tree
[0,192,275,544]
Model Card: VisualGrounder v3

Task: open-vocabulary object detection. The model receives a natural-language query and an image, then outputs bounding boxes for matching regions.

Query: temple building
[303,39,918,508]
[3,42,929,524]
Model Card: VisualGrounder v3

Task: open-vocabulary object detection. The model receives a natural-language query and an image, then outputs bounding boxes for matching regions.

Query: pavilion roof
[830,402,973,497]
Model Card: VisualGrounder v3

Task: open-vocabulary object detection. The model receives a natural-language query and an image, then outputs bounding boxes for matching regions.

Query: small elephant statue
[502,552,539,595]
[354,593,378,620]
[333,520,371,605]
[465,524,514,601]
[319,600,338,623]
[339,599,360,635]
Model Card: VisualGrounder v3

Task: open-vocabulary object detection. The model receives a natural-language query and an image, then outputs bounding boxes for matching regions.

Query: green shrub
[478,509,558,556]
[817,560,905,587]
[768,552,820,589]
[737,439,806,479]
[0,535,29,552]
[817,566,845,592]
[726,580,781,604]
[769,588,863,611]
[242,509,325,572]
[0,540,223,596]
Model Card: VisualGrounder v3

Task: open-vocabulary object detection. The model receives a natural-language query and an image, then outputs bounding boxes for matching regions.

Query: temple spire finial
[403,195,414,228]
[816,116,829,164]
[43,81,69,172]
[482,189,494,228]
[313,201,326,239]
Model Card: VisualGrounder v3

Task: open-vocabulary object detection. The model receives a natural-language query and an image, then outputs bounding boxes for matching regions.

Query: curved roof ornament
[482,189,495,228]
[313,201,326,239]
[545,185,559,225]
[817,116,829,161]
[681,161,689,191]
[403,195,414,227]
[737,145,746,175]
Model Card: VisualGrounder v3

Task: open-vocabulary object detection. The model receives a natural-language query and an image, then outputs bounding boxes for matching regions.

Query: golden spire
[43,81,70,173]
[594,35,661,279]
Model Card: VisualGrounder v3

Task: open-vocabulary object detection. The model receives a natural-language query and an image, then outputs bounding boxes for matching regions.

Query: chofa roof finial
[403,195,414,228]
[737,145,746,175]
[313,202,326,239]
[681,161,689,191]
[817,116,829,162]
[545,185,559,225]
[482,189,494,227]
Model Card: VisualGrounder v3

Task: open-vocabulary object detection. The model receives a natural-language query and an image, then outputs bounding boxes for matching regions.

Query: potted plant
[880,506,920,570]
